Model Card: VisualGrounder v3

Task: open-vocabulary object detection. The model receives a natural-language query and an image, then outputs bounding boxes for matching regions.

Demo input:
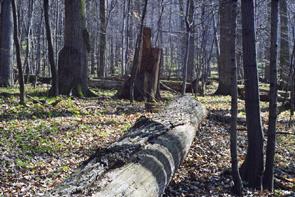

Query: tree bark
[186,0,194,82]
[240,0,264,189]
[264,2,271,82]
[263,0,279,191]
[0,0,13,87]
[129,0,149,102]
[215,0,235,95]
[229,1,243,195]
[11,0,25,104]
[279,0,290,88]
[182,0,193,95]
[97,0,106,78]
[58,0,93,97]
[44,0,58,96]
[48,96,207,196]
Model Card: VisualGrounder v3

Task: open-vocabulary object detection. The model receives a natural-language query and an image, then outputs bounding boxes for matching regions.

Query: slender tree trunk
[263,0,279,191]
[186,0,194,82]
[98,0,106,78]
[124,0,131,76]
[121,0,126,76]
[11,0,25,104]
[23,0,33,83]
[44,0,58,96]
[178,0,186,77]
[182,0,192,95]
[240,0,264,189]
[264,2,271,82]
[229,1,243,194]
[290,41,295,117]
[0,0,13,87]
[279,0,290,88]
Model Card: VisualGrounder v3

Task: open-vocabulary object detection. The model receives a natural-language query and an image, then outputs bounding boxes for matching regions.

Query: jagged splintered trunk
[57,0,93,97]
[0,0,13,87]
[118,27,162,101]
[48,96,207,196]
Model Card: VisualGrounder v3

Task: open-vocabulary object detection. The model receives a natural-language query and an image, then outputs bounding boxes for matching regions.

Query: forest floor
[0,83,294,196]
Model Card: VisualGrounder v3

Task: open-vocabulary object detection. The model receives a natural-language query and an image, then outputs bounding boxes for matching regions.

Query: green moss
[80,0,86,18]
[15,158,30,169]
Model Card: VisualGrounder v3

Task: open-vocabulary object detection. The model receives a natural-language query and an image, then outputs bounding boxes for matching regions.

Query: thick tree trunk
[58,0,93,97]
[215,0,235,95]
[263,0,279,191]
[240,0,264,189]
[0,0,13,87]
[144,48,161,102]
[48,96,207,196]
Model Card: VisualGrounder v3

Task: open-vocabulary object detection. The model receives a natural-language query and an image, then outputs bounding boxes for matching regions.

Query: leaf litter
[0,86,294,196]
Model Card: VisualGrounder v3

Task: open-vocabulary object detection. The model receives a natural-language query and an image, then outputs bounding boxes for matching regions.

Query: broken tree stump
[117,27,162,101]
[48,96,207,196]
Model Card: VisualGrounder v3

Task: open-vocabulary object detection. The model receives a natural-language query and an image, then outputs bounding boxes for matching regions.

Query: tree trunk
[240,0,264,189]
[23,0,33,84]
[263,0,279,191]
[264,2,271,82]
[186,0,194,82]
[48,96,207,196]
[144,48,162,102]
[11,0,25,104]
[0,0,13,87]
[229,1,243,195]
[44,0,58,96]
[97,0,106,78]
[182,0,193,95]
[129,0,149,102]
[279,0,290,88]
[58,0,93,97]
[215,0,235,95]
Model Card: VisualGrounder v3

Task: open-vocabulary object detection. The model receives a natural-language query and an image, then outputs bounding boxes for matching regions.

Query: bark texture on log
[48,96,207,196]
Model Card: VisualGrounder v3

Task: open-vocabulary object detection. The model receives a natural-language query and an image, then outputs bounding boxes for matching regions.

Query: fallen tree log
[89,79,124,90]
[48,96,207,196]
[238,87,288,102]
